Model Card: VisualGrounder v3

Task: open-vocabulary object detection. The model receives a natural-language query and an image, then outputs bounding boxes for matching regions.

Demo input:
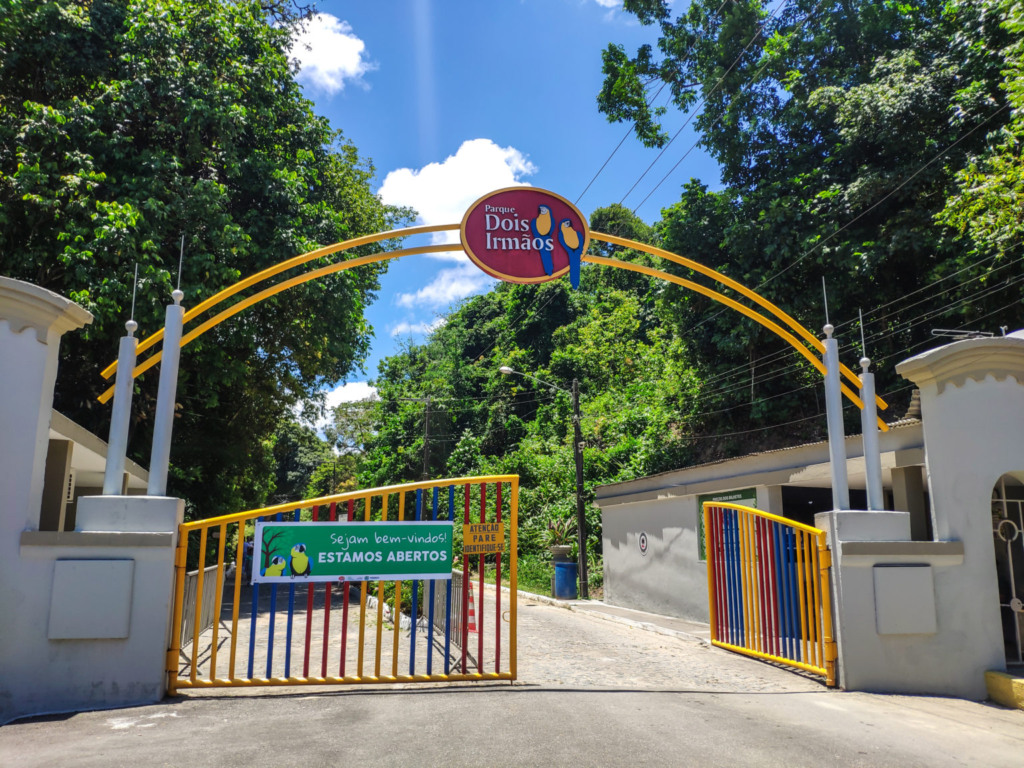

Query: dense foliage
[328,0,1023,593]
[599,0,1022,433]
[4,1,1022,593]
[0,0,405,517]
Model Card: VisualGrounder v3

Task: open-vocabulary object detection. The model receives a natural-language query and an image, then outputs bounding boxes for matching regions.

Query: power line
[853,253,1023,338]
[666,244,1022,399]
[631,0,824,214]
[575,0,731,206]
[678,410,824,441]
[834,250,1012,332]
[617,0,791,207]
[703,267,1024,400]
[653,265,1024,411]
[509,247,1023,418]
[871,292,1024,369]
[712,247,1015,380]
[575,80,670,207]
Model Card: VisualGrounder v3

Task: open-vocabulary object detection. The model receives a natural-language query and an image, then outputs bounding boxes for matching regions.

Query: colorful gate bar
[703,502,837,686]
[167,475,518,692]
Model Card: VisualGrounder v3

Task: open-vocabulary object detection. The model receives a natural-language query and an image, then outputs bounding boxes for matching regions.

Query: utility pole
[498,366,588,598]
[572,379,588,598]
[422,395,431,481]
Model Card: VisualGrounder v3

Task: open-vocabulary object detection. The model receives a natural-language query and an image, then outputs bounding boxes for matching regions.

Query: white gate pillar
[0,277,92,533]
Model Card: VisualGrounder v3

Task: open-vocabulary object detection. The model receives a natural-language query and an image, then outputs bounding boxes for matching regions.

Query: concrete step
[985,670,1024,710]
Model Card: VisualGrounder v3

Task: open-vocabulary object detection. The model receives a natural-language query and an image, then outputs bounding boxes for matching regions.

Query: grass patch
[479,553,604,599]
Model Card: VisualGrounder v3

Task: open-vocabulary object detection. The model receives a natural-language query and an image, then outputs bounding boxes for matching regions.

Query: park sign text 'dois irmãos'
[461,187,590,288]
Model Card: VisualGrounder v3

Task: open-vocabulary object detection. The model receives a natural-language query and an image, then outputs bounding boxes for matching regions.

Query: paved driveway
[2,596,1022,767]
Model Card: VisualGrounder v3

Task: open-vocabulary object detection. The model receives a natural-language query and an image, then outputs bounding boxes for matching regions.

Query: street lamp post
[499,366,588,599]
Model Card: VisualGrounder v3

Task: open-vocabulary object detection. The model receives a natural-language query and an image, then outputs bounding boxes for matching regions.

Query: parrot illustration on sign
[289,543,311,577]
[263,555,287,577]
[557,219,584,289]
[530,205,555,276]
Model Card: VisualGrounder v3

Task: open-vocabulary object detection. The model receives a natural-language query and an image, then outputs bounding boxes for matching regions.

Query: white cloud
[289,15,375,94]
[389,317,447,337]
[326,380,378,406]
[379,138,533,306]
[592,0,621,7]
[379,138,536,257]
[395,263,496,309]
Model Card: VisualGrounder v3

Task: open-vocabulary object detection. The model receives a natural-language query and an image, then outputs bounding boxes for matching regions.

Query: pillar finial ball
[171,289,184,305]
[125,319,138,335]
[823,323,834,337]
[860,356,871,370]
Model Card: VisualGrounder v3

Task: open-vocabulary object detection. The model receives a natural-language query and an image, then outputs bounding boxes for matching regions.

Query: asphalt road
[2,597,1022,767]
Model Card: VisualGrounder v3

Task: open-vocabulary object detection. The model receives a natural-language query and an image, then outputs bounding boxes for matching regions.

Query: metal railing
[179,564,219,649]
[168,476,518,693]
[432,569,465,646]
[703,502,837,686]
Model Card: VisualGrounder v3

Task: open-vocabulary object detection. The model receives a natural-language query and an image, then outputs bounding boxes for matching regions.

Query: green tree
[0,0,407,517]
[324,399,378,455]
[270,420,333,503]
[939,0,1024,259]
[599,0,1018,444]
[305,453,360,499]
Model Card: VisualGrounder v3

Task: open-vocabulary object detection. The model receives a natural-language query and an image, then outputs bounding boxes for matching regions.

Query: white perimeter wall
[601,485,779,621]
[602,494,708,620]
[0,278,182,724]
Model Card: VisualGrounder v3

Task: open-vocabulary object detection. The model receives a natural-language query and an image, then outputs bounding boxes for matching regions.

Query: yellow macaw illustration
[530,205,555,275]
[289,543,311,577]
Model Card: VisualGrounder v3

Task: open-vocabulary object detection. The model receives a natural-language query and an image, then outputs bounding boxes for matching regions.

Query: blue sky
[289,0,720,413]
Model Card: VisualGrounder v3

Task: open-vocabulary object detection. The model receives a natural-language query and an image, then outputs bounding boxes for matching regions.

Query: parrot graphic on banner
[263,555,287,577]
[530,205,555,276]
[289,543,311,577]
[558,219,584,289]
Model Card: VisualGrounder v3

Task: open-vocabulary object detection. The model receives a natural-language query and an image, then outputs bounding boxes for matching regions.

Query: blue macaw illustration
[557,219,584,289]
[530,205,555,276]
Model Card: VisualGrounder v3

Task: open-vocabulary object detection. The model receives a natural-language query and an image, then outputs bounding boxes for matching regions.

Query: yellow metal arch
[589,232,884,409]
[96,242,461,403]
[97,225,886,430]
[585,255,886,431]
[100,223,460,379]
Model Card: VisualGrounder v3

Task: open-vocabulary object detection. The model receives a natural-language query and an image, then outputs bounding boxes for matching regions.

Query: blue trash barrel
[554,561,578,600]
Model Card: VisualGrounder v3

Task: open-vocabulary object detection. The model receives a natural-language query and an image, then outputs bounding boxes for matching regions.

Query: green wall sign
[697,488,758,561]
[252,521,454,583]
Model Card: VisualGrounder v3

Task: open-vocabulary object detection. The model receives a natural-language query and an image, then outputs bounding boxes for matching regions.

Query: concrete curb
[985,670,1024,710]
[494,584,711,646]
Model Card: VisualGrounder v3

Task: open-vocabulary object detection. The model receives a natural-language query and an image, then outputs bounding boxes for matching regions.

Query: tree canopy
[339,1,1023,593]
[3,1,1021,592]
[0,0,406,517]
[598,0,1021,420]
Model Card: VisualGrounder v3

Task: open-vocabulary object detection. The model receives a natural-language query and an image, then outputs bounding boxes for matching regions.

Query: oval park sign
[460,187,590,288]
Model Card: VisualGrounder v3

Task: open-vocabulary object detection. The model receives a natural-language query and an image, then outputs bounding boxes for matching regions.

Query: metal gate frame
[167,475,518,692]
[703,502,837,686]
[993,479,1024,664]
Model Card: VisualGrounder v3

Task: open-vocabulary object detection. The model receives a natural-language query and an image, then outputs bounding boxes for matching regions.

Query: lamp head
[498,366,514,375]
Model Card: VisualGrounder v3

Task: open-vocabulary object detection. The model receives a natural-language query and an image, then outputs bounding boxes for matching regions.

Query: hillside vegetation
[317,0,1024,592]
[3,2,1021,590]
